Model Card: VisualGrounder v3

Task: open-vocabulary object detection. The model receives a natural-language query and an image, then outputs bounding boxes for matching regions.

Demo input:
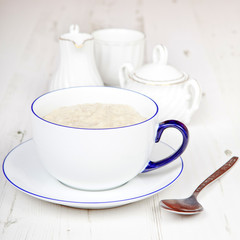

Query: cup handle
[142,120,189,173]
[119,63,134,88]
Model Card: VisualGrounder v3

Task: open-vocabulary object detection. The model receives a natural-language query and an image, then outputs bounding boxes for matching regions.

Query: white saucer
[2,139,183,209]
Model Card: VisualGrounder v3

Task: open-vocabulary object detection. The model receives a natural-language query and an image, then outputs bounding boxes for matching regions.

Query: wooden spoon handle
[193,156,238,196]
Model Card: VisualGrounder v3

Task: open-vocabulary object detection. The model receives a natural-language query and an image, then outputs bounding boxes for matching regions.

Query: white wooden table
[1,0,240,239]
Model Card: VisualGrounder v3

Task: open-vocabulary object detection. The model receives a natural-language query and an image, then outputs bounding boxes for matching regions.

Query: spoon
[160,156,239,215]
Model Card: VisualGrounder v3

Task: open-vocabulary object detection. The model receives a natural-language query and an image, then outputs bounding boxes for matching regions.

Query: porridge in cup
[31,87,189,190]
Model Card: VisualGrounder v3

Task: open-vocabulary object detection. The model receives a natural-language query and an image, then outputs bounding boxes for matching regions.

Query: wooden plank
[0,0,240,239]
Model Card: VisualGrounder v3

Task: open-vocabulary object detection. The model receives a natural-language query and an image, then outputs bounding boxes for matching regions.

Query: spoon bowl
[160,195,203,214]
[160,156,238,215]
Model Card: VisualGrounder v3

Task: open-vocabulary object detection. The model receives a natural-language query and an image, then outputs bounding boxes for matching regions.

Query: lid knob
[69,24,80,34]
[153,44,168,64]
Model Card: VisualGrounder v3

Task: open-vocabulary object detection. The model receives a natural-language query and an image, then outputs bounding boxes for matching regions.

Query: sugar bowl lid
[133,45,187,84]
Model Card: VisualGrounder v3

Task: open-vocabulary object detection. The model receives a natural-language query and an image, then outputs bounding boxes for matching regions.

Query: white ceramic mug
[31,87,189,191]
[92,28,145,87]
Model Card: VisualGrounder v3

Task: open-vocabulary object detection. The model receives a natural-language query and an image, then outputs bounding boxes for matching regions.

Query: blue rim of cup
[31,86,159,130]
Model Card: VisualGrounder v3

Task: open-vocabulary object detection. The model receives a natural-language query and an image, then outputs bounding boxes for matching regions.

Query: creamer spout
[59,24,93,48]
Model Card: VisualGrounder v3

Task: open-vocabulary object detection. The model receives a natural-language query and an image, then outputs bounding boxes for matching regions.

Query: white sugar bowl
[119,44,201,124]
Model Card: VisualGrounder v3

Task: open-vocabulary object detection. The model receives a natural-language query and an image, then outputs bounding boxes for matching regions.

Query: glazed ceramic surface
[92,28,145,86]
[119,45,202,124]
[31,87,188,191]
[50,25,103,90]
[2,140,183,209]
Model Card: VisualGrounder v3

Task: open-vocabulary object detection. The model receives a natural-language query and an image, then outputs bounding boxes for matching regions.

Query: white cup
[31,87,189,191]
[92,28,145,87]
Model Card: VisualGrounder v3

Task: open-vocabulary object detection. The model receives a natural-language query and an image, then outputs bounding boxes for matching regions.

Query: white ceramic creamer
[50,25,103,90]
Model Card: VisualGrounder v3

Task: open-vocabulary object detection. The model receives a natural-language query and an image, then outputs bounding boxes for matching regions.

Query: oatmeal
[44,103,146,128]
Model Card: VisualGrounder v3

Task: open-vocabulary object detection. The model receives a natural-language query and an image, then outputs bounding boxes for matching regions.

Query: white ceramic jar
[50,25,103,90]
[92,28,145,87]
[119,45,202,124]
